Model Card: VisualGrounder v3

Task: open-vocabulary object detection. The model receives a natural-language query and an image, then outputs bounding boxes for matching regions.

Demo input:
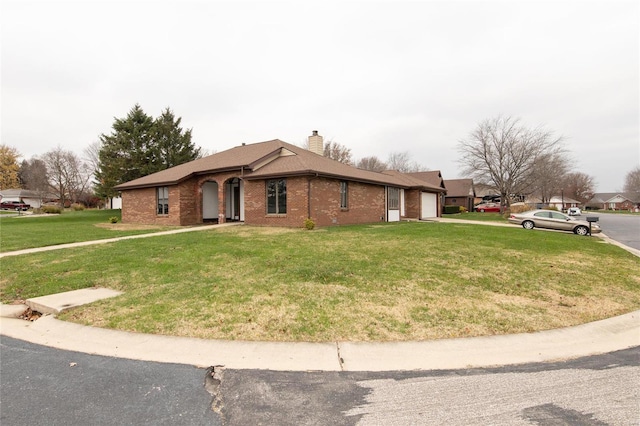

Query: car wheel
[522,220,534,230]
[479,209,484,213]
[574,226,589,236]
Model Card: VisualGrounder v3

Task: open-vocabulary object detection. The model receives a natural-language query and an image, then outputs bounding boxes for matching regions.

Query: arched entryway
[224,178,244,222]
[202,181,219,222]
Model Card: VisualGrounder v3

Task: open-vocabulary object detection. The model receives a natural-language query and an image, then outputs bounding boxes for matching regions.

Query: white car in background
[567,207,581,216]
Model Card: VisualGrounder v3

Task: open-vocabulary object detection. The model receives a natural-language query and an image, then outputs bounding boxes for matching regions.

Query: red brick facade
[121,173,393,228]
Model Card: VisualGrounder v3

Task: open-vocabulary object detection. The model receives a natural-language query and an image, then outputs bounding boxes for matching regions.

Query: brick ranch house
[114,132,445,227]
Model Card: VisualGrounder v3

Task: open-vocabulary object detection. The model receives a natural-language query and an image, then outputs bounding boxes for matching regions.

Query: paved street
[593,213,640,251]
[1,336,638,425]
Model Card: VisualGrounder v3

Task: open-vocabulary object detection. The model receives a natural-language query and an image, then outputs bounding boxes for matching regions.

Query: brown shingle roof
[443,179,475,197]
[114,139,445,192]
[406,171,445,189]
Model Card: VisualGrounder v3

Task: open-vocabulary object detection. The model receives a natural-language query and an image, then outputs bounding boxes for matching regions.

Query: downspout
[307,173,318,219]
[384,186,388,222]
[307,177,312,219]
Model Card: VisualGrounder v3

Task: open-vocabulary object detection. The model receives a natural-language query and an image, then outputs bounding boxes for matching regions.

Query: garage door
[421,192,437,218]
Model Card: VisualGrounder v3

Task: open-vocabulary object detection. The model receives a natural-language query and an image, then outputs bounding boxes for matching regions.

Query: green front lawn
[1,222,638,342]
[0,209,178,252]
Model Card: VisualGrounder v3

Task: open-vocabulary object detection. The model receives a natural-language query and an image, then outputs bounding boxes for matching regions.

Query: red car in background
[474,203,501,213]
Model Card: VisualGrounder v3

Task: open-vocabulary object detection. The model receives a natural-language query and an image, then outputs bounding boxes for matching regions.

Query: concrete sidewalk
[1,303,638,371]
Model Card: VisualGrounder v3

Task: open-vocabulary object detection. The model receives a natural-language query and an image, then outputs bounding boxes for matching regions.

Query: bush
[459,206,468,213]
[443,205,461,214]
[71,203,85,211]
[508,204,531,214]
[109,216,119,224]
[41,205,63,214]
[304,218,315,230]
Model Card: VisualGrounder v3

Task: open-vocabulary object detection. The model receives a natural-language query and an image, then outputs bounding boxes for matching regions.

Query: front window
[157,186,169,215]
[340,181,348,209]
[388,187,400,210]
[267,179,287,214]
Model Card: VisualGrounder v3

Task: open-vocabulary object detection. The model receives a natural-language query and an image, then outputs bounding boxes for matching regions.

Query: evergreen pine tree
[153,108,201,169]
[95,105,201,198]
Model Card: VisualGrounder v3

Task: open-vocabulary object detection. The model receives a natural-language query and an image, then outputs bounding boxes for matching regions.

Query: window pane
[267,180,277,214]
[277,179,287,214]
[340,181,348,208]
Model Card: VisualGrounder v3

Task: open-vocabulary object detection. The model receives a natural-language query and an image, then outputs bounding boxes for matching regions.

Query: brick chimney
[308,130,324,156]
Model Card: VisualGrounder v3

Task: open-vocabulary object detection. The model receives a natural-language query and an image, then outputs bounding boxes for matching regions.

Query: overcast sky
[2,0,638,192]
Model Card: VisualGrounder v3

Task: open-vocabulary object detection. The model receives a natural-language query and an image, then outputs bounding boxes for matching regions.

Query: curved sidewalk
[1,308,638,371]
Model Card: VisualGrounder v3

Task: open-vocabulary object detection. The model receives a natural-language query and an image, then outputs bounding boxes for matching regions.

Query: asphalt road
[592,212,640,251]
[1,337,638,425]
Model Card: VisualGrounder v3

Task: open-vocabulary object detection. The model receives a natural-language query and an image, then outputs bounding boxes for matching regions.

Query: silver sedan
[508,209,601,236]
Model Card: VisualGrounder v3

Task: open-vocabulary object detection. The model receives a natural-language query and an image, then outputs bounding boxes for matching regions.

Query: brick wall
[310,177,385,226]
[123,173,404,228]
[121,187,182,226]
[403,189,421,219]
[244,176,310,227]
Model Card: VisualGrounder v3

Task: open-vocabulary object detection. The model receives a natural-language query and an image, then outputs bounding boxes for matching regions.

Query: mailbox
[586,216,598,236]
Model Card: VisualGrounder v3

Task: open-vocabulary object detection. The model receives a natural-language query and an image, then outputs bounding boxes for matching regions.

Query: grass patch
[1,222,638,342]
[0,209,178,252]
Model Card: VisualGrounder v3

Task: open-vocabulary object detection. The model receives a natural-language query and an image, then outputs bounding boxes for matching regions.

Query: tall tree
[323,140,353,165]
[457,116,564,208]
[623,166,640,194]
[527,152,570,203]
[386,151,425,173]
[95,105,201,198]
[357,156,387,172]
[19,158,49,193]
[562,172,595,204]
[42,147,92,206]
[0,144,21,189]
[95,105,155,198]
[152,108,201,169]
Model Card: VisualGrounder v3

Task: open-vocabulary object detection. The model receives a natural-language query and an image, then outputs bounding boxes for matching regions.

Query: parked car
[567,207,581,216]
[508,209,600,236]
[0,200,30,211]
[474,203,501,213]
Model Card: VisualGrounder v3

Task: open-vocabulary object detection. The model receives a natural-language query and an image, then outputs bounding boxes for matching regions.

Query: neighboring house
[0,189,51,209]
[586,193,640,211]
[443,179,475,211]
[472,183,500,205]
[105,196,122,209]
[545,195,581,211]
[114,132,446,227]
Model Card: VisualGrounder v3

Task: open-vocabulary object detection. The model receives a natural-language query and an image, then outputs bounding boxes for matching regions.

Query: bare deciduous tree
[386,151,425,173]
[528,152,571,203]
[19,158,49,191]
[357,156,388,172]
[623,166,640,194]
[42,147,93,206]
[562,172,596,204]
[323,140,353,165]
[457,116,565,208]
